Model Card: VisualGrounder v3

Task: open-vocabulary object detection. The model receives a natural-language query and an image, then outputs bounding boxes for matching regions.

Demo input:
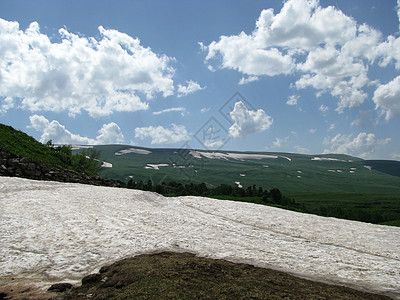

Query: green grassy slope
[364,160,400,177]
[0,123,69,168]
[90,145,400,194]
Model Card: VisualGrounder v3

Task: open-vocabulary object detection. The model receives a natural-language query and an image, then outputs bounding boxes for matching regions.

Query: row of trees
[46,140,101,175]
[126,179,301,208]
[126,179,398,225]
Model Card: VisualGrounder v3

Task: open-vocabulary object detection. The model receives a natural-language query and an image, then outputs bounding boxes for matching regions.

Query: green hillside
[0,123,69,168]
[364,160,400,177]
[0,123,101,176]
[89,144,400,195]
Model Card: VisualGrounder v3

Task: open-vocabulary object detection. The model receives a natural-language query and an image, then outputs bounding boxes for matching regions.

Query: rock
[47,282,73,293]
[0,147,126,188]
[81,273,102,285]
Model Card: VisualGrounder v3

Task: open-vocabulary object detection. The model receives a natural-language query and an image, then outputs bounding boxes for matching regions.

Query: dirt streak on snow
[0,177,399,298]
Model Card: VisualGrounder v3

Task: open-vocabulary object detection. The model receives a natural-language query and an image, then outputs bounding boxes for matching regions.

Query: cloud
[319,104,329,112]
[0,97,15,113]
[228,101,273,138]
[294,145,310,154]
[177,80,205,97]
[134,124,190,144]
[96,122,125,144]
[29,115,124,144]
[153,107,186,116]
[0,19,175,118]
[238,76,259,85]
[286,95,299,106]
[323,132,391,158]
[398,0,400,31]
[373,75,400,120]
[202,0,400,113]
[271,136,289,148]
[205,33,295,77]
[200,107,210,113]
[309,128,317,134]
[204,139,225,148]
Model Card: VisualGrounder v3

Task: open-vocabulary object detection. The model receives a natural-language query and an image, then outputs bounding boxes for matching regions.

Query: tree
[72,148,101,175]
[270,188,282,204]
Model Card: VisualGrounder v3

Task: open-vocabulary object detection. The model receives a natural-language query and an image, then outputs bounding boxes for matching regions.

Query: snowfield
[1,177,400,298]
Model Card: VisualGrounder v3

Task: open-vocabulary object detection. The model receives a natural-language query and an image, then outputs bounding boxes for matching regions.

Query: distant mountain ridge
[84,144,400,194]
[1,123,398,194]
[363,160,400,177]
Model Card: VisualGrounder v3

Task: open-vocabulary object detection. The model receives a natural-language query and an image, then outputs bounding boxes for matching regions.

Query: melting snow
[364,165,372,170]
[189,151,280,161]
[115,148,152,155]
[312,157,348,162]
[101,161,112,168]
[280,155,292,161]
[144,164,169,170]
[234,181,243,188]
[0,177,399,298]
[71,145,93,150]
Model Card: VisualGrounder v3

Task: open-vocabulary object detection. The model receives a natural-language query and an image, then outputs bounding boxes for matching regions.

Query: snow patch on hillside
[312,157,348,162]
[189,151,291,161]
[0,177,399,298]
[71,145,93,150]
[101,161,112,168]
[145,164,169,170]
[115,148,152,155]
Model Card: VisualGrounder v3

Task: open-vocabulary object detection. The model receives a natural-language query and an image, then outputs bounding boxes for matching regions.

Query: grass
[57,252,392,300]
[93,145,400,195]
[0,123,68,168]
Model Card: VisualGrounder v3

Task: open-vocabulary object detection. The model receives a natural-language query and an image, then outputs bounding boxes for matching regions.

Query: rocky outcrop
[0,148,125,188]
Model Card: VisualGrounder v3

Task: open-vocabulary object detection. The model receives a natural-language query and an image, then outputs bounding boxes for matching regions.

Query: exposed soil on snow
[1,252,393,300]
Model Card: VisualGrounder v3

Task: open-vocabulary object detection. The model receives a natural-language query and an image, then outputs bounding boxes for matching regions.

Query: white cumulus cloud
[96,122,125,144]
[373,75,400,120]
[29,115,124,144]
[0,19,175,118]
[323,132,391,158]
[286,95,299,106]
[134,124,190,144]
[177,80,205,97]
[202,0,400,114]
[398,0,400,31]
[229,101,273,138]
[0,97,14,113]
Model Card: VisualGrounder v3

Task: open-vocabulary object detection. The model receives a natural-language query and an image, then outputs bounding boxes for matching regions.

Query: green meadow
[90,144,400,225]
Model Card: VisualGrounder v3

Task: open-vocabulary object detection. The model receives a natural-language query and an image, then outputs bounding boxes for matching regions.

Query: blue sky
[1,0,400,160]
